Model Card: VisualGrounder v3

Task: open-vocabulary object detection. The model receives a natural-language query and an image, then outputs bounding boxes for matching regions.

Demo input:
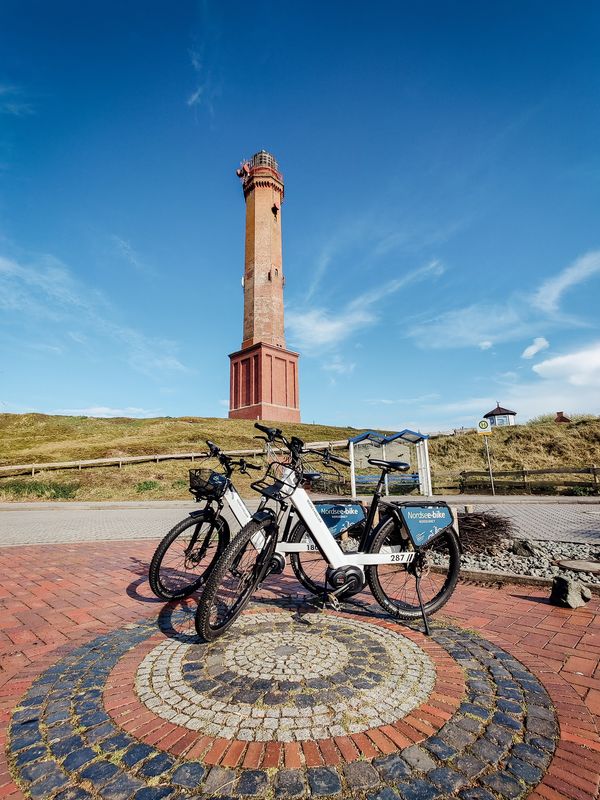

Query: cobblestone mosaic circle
[8,606,561,800]
[136,612,435,742]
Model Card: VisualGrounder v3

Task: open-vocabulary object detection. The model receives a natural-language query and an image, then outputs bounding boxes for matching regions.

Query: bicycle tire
[194,518,275,641]
[148,513,229,600]
[366,517,460,619]
[288,522,361,599]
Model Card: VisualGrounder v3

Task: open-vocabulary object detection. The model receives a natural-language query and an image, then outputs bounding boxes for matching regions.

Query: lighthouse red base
[229,342,300,422]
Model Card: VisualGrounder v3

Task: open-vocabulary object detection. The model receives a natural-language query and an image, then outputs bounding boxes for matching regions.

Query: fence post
[593,465,598,493]
[459,471,465,493]
[522,467,528,493]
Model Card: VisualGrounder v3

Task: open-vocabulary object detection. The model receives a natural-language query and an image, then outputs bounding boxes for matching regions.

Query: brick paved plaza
[1,538,600,799]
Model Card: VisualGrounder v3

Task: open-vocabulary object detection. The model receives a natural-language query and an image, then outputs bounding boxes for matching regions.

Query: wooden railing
[0,440,349,478]
[431,466,599,495]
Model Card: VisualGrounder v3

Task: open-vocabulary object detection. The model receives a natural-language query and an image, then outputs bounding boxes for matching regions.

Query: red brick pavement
[0,540,599,798]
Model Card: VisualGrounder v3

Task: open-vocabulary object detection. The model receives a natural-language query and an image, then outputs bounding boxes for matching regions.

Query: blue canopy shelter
[347,429,432,498]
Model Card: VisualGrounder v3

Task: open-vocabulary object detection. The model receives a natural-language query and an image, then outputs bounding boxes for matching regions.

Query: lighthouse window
[272,204,278,220]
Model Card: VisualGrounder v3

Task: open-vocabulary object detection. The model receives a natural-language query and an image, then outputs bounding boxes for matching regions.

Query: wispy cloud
[187,38,220,118]
[533,250,600,313]
[0,84,34,117]
[52,406,160,418]
[322,356,355,375]
[110,235,154,276]
[0,252,188,377]
[407,249,599,351]
[288,260,444,353]
[521,337,549,359]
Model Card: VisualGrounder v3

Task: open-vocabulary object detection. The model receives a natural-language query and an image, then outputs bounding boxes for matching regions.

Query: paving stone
[492,711,521,731]
[79,759,120,786]
[171,762,205,788]
[507,755,543,784]
[307,766,342,796]
[28,766,69,799]
[122,743,155,767]
[469,737,505,764]
[236,769,269,795]
[343,761,380,788]
[427,767,467,793]
[511,742,548,769]
[274,769,304,798]
[423,736,456,761]
[481,771,523,799]
[453,754,486,779]
[99,774,145,800]
[63,747,98,772]
[14,745,47,766]
[366,790,403,800]
[401,745,437,772]
[459,790,496,800]
[132,789,177,800]
[396,778,440,800]
[55,788,94,800]
[460,703,491,720]
[203,766,237,796]
[137,752,175,778]
[371,754,411,782]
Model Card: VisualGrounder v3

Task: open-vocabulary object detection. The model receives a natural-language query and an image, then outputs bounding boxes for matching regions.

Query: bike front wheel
[194,518,276,641]
[148,513,229,600]
[366,517,460,619]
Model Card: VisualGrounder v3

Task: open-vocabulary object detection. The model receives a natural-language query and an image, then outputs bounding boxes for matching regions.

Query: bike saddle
[367,458,410,472]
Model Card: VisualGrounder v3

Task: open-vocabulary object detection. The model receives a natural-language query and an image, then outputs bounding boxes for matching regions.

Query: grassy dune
[0,414,598,501]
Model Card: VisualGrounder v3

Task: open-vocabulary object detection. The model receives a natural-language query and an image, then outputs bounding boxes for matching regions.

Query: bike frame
[252,465,415,579]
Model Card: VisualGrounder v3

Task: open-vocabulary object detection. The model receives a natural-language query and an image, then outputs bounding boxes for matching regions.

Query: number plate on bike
[397,502,454,548]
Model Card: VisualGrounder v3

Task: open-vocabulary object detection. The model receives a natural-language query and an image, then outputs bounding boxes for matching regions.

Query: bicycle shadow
[125,557,163,604]
[156,597,202,644]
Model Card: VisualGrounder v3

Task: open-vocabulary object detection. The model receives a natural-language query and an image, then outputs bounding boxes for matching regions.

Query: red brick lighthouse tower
[228,151,300,422]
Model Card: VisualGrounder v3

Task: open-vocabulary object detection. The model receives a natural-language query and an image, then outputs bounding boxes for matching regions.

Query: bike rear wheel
[194,518,276,641]
[366,517,460,619]
[148,513,229,600]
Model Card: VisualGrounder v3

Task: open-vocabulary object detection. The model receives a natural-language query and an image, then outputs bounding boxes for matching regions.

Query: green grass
[0,412,599,500]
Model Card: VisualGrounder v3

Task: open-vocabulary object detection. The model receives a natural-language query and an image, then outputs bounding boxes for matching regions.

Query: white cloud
[533,342,600,387]
[533,250,600,313]
[0,252,188,377]
[52,407,159,418]
[288,260,444,353]
[322,356,355,375]
[479,341,493,350]
[521,337,549,359]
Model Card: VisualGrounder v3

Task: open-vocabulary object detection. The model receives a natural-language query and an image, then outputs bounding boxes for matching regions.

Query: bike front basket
[189,468,229,500]
[251,461,300,500]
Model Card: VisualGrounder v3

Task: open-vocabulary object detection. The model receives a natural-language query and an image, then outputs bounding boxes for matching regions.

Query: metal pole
[349,441,357,500]
[484,436,496,496]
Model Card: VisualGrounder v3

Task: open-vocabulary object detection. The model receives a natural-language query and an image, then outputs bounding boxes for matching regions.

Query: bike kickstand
[415,574,431,637]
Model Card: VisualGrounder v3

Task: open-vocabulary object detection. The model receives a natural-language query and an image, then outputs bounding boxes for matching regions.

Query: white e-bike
[194,424,461,639]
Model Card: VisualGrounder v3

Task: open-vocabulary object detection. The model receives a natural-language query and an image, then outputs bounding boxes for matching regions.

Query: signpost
[477,419,495,496]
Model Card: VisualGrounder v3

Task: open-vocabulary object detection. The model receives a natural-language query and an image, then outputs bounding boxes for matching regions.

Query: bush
[135,480,161,493]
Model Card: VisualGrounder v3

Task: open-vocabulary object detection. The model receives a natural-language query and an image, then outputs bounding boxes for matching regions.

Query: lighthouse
[228,151,301,422]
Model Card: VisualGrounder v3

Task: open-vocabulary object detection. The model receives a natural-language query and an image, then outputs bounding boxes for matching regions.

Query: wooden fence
[432,466,599,495]
[0,440,349,479]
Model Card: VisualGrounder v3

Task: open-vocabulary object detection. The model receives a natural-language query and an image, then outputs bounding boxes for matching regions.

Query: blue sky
[1,1,599,432]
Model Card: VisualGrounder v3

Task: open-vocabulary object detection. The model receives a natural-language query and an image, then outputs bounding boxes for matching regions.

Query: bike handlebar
[304,447,351,467]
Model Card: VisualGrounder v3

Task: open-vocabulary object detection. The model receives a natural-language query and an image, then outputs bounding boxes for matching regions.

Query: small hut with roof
[484,402,516,427]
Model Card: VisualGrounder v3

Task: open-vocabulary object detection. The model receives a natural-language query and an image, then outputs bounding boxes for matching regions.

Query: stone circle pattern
[8,605,559,800]
[136,612,435,742]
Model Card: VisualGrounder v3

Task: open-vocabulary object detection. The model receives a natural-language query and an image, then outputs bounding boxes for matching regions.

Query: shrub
[135,480,160,493]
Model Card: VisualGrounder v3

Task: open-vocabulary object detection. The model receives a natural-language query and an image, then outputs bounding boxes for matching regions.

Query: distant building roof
[484,402,516,418]
[555,411,571,423]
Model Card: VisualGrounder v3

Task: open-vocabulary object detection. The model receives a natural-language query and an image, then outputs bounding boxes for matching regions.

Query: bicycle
[148,440,263,600]
[194,423,461,640]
